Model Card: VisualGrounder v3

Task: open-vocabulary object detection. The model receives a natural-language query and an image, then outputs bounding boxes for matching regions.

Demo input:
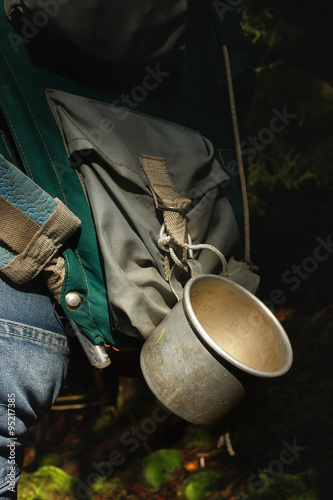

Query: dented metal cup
[140,268,293,425]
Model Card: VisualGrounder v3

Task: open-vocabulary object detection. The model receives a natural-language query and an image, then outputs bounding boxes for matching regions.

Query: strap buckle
[156,201,188,214]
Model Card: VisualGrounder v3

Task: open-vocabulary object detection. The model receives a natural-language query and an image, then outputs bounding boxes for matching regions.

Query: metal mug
[140,260,293,425]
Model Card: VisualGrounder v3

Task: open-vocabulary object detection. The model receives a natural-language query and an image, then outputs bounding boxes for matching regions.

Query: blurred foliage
[184,470,224,500]
[234,1,333,309]
[238,1,333,215]
[248,472,317,500]
[184,425,219,450]
[142,449,182,491]
[19,466,75,499]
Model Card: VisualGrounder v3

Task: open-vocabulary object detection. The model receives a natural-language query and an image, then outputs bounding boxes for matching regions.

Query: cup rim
[183,274,293,378]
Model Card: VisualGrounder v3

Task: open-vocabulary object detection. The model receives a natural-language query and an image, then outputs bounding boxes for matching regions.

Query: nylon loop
[139,154,191,278]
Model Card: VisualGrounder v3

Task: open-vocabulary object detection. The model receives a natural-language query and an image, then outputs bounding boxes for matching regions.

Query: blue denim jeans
[0,275,70,499]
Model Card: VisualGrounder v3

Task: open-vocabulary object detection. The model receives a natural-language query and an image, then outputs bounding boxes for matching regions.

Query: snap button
[65,291,82,310]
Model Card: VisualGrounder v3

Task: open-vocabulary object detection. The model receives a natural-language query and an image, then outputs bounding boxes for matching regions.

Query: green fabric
[0,19,119,346]
[0,0,255,347]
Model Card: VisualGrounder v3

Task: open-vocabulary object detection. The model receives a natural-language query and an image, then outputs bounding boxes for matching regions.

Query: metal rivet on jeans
[65,291,82,310]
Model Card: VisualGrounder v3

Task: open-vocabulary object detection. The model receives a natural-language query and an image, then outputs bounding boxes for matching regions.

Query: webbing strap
[139,154,191,278]
[0,198,80,300]
[0,195,40,253]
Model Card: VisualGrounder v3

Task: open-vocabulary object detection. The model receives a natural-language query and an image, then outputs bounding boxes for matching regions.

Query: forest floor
[18,297,333,500]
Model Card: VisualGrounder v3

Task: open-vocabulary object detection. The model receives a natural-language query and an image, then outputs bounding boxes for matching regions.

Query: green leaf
[184,470,221,500]
[142,449,181,491]
[19,466,75,500]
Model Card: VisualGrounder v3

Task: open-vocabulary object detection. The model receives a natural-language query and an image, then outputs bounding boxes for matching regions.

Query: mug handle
[169,259,203,300]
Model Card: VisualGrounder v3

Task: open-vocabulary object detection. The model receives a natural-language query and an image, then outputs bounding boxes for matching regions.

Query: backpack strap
[139,154,191,279]
[0,154,80,296]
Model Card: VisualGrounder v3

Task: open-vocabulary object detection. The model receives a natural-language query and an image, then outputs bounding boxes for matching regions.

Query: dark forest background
[19,1,333,499]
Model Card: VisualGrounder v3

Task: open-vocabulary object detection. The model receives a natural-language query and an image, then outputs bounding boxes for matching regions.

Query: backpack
[0,0,259,369]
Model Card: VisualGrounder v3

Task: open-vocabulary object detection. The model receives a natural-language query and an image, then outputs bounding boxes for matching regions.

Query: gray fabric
[225,257,260,294]
[46,88,256,339]
[5,0,187,63]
